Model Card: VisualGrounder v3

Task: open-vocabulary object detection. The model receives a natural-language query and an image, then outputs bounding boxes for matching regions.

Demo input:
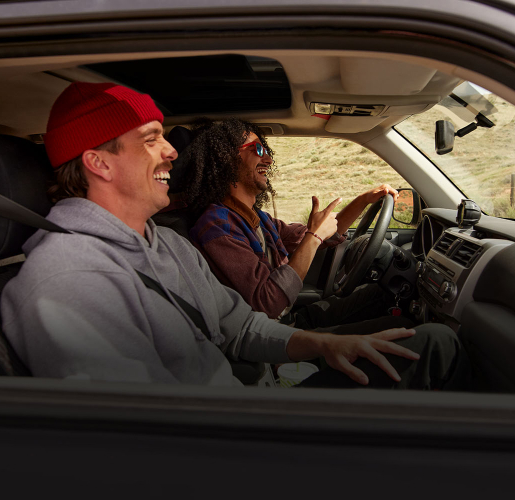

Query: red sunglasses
[238,140,270,158]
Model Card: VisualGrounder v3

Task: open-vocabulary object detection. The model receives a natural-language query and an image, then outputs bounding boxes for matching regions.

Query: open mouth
[256,166,268,176]
[154,171,170,185]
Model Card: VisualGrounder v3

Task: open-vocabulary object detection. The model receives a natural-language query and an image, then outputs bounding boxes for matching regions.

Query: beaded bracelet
[305,231,323,244]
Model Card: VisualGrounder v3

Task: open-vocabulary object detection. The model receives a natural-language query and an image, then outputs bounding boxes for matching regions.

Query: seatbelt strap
[135,271,210,339]
[0,195,71,234]
[0,196,210,339]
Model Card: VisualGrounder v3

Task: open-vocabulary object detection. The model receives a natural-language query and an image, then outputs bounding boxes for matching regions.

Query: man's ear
[82,149,113,182]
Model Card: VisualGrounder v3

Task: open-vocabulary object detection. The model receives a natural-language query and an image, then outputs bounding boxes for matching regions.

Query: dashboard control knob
[439,281,456,300]
[416,261,426,275]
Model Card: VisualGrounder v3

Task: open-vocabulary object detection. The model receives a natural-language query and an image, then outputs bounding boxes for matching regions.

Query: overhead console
[303,90,436,132]
[299,54,461,134]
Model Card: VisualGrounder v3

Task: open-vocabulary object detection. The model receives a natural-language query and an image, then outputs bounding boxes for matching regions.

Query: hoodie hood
[24,198,147,256]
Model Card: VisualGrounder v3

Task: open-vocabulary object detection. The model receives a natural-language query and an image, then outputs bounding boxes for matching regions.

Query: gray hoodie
[1,198,298,386]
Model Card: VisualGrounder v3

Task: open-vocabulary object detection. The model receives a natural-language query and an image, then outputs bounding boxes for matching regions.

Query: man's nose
[262,152,273,165]
[162,139,178,162]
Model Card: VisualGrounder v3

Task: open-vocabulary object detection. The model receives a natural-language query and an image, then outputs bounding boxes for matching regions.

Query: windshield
[395,82,515,218]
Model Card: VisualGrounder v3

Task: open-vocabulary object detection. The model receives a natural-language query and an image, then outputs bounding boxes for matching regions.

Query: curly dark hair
[182,118,276,214]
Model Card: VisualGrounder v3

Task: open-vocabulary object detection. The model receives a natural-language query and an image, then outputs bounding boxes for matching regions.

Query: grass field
[266,136,407,224]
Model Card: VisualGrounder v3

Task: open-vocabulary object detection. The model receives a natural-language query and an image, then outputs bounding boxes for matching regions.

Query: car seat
[0,131,267,384]
[0,131,200,376]
[0,134,55,376]
[154,126,267,385]
[151,125,196,236]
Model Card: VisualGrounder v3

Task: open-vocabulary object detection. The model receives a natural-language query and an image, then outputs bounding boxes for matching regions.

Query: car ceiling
[0,0,514,145]
[0,50,467,143]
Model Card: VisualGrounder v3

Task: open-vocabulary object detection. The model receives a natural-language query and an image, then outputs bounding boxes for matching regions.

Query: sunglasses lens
[256,143,264,157]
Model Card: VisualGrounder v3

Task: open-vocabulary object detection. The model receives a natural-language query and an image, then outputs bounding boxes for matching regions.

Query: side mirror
[435,120,455,155]
[392,188,421,226]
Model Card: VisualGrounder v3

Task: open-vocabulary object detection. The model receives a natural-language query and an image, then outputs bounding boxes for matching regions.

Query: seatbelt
[0,195,71,234]
[0,196,210,339]
[135,271,210,338]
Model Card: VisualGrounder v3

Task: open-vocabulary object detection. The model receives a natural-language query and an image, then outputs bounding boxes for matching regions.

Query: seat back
[0,134,55,376]
[160,127,267,385]
[0,131,265,384]
[151,126,196,235]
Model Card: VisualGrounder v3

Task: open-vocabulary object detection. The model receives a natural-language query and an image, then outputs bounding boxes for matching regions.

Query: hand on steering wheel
[334,194,394,297]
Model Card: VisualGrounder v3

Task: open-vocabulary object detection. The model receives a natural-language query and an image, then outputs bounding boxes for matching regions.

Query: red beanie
[45,82,164,168]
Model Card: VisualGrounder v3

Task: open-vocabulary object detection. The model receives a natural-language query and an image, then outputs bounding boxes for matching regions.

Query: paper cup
[277,362,319,388]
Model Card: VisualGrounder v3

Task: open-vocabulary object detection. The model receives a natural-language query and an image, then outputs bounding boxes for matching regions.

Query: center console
[415,228,494,322]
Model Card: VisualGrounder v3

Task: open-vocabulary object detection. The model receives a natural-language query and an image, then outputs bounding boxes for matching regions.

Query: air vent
[434,233,458,255]
[450,240,481,268]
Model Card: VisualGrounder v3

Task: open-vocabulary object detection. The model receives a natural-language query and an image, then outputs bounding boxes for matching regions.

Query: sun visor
[340,58,437,95]
[324,115,387,133]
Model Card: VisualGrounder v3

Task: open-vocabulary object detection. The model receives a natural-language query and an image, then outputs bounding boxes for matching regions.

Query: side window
[266,137,415,228]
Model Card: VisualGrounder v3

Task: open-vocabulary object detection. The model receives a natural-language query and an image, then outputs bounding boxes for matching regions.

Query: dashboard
[408,208,515,390]
[411,208,515,328]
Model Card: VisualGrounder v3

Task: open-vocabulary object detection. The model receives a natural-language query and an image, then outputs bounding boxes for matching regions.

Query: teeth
[154,171,170,184]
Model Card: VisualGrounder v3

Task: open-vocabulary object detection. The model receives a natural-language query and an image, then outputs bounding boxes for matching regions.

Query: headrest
[168,125,194,155]
[166,126,194,195]
[0,135,54,259]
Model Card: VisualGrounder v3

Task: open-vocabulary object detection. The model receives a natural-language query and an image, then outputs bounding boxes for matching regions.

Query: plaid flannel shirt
[190,196,346,319]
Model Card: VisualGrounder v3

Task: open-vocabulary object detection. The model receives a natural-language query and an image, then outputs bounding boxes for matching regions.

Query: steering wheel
[334,194,394,297]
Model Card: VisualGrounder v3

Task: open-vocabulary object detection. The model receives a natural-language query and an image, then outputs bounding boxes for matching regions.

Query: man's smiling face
[237,132,272,198]
[106,120,178,219]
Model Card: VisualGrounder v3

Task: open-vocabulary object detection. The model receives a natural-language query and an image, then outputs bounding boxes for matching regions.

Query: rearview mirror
[392,188,421,226]
[435,120,455,155]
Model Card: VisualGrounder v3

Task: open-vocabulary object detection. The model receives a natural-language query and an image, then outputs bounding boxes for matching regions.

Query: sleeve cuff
[324,230,348,248]
[269,264,304,306]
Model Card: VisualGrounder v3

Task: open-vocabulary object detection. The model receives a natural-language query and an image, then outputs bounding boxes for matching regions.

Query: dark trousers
[289,283,400,332]
[297,323,472,391]
[282,285,472,391]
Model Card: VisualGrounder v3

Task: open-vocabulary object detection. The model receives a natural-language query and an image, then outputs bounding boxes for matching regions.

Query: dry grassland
[267,137,407,224]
